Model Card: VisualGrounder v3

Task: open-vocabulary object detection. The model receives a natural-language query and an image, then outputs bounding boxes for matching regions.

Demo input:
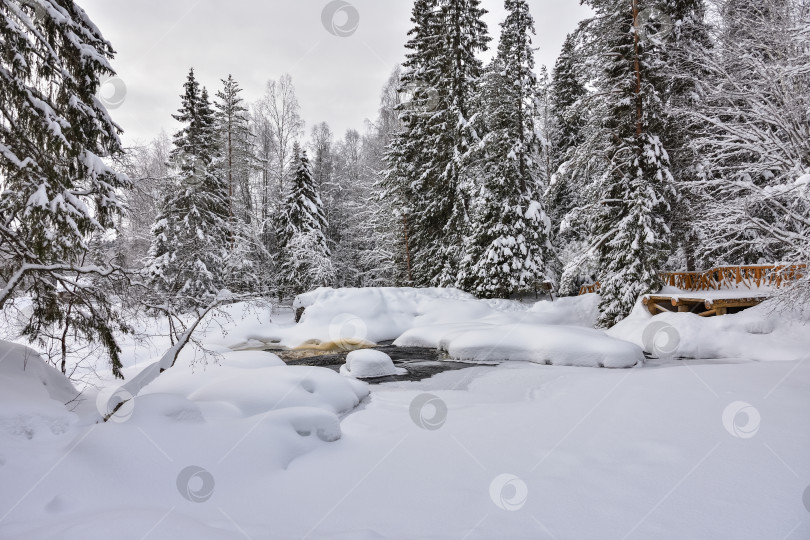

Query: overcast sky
[80,0,592,146]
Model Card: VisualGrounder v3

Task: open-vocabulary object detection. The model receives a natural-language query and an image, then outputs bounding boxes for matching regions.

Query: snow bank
[609,299,810,361]
[396,323,644,368]
[288,287,478,347]
[138,350,369,420]
[527,293,600,327]
[186,365,368,419]
[292,288,641,368]
[0,340,79,441]
[340,349,407,378]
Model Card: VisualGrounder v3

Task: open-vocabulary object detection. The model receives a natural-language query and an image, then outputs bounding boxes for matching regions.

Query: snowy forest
[3,0,809,361]
[2,0,810,538]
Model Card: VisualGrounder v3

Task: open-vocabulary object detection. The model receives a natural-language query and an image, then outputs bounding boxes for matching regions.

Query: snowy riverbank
[1,288,809,539]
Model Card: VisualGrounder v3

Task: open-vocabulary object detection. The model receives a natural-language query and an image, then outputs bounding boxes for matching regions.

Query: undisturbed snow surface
[1,287,810,539]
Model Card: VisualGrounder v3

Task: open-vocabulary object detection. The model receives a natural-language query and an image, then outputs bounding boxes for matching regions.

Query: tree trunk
[403,213,413,284]
[632,0,643,138]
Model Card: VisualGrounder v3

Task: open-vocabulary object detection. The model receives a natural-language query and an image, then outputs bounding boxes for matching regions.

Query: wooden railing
[660,264,806,291]
[579,282,600,295]
[578,264,805,295]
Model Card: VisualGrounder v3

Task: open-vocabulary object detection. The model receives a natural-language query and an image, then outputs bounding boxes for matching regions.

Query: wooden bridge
[578,264,806,317]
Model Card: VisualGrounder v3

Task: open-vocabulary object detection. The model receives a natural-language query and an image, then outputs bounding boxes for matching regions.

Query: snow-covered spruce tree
[146,69,231,310]
[584,0,676,327]
[0,0,130,376]
[279,144,334,295]
[385,0,489,287]
[457,0,552,298]
[658,0,712,270]
[545,26,589,231]
[214,74,264,294]
[384,0,440,285]
[544,19,611,297]
[215,75,254,225]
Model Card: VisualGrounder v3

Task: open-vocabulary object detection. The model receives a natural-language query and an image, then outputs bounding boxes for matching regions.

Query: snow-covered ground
[1,288,809,539]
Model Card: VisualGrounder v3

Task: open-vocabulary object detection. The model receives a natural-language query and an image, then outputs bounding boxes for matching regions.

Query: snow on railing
[578,264,806,295]
[660,264,806,291]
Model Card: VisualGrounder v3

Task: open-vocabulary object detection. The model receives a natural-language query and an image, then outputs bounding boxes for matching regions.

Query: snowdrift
[0,340,79,442]
[609,298,810,361]
[291,287,642,368]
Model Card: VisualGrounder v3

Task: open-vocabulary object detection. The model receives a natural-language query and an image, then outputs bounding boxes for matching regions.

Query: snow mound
[288,287,478,347]
[128,393,206,425]
[0,340,79,403]
[216,350,285,369]
[187,365,369,418]
[528,294,600,327]
[107,351,369,447]
[287,287,639,368]
[608,299,810,361]
[0,340,79,441]
[396,323,644,368]
[340,349,407,378]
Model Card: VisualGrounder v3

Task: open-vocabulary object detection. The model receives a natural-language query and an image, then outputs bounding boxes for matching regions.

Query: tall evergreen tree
[215,75,253,224]
[383,0,434,284]
[659,0,712,270]
[147,69,231,309]
[214,75,262,293]
[545,27,589,229]
[584,0,675,326]
[457,0,552,298]
[550,30,589,170]
[279,144,334,295]
[0,0,130,376]
[385,0,489,287]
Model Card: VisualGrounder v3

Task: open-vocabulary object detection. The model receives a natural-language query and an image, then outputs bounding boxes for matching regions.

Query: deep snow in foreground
[1,288,809,539]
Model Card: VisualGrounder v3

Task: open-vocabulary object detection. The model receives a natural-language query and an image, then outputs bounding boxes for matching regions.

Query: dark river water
[270,341,494,384]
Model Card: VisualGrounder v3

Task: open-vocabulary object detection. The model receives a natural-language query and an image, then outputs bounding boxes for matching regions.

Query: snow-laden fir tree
[457,0,552,298]
[0,0,130,376]
[385,0,489,287]
[279,144,334,295]
[384,0,441,285]
[147,69,231,310]
[215,75,254,225]
[214,74,264,293]
[545,26,589,230]
[584,0,676,327]
[545,21,604,297]
[658,0,712,271]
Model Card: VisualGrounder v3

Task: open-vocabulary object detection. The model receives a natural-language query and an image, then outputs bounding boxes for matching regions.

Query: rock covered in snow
[340,349,407,378]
